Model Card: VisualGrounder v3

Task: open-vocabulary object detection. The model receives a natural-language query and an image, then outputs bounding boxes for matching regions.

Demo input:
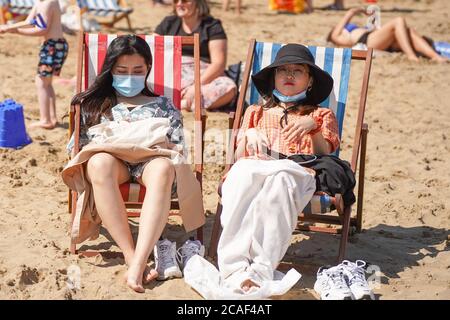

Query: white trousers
[218,159,316,288]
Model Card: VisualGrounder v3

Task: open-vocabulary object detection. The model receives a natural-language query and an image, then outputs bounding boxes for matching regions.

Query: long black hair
[71,35,157,127]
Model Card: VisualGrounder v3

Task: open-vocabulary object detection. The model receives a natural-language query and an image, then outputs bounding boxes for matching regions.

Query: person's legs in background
[202,76,237,111]
[408,28,448,62]
[31,74,57,129]
[367,17,419,62]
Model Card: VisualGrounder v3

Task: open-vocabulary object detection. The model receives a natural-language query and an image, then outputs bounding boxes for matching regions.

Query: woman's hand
[245,128,269,156]
[181,85,196,111]
[281,116,318,144]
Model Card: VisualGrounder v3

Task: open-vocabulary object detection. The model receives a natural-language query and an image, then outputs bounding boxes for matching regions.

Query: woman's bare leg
[368,17,419,61]
[408,28,447,62]
[86,153,134,264]
[126,158,175,293]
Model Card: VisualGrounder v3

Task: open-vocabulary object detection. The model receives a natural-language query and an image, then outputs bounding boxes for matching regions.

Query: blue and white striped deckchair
[0,0,35,24]
[209,40,373,263]
[76,0,133,30]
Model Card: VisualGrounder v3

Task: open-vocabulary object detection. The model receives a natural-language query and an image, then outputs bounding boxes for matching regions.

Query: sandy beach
[0,0,449,299]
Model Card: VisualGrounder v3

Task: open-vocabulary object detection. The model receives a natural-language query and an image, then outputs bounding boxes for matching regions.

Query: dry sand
[0,0,449,299]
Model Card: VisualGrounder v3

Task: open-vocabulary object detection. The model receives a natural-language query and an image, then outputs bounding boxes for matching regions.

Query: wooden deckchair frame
[68,32,206,257]
[208,39,373,263]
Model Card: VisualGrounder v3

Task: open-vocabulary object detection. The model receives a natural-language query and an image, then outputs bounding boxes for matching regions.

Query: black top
[155,15,227,63]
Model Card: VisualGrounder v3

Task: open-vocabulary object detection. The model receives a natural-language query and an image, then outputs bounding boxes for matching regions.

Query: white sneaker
[177,238,205,270]
[314,266,354,300]
[340,260,375,300]
[154,239,182,281]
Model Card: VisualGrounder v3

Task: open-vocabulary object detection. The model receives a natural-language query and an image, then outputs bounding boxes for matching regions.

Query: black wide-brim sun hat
[251,44,334,105]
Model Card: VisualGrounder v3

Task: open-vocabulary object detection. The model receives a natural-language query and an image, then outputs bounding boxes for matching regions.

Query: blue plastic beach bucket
[0,100,32,149]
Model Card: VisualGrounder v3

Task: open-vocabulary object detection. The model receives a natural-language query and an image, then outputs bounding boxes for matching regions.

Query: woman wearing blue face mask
[68,35,205,293]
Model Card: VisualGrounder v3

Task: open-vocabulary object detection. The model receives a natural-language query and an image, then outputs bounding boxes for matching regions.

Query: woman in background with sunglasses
[154,0,237,111]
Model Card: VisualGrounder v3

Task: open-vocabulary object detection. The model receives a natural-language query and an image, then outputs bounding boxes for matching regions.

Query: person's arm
[281,109,340,155]
[329,8,366,46]
[200,39,227,85]
[235,105,268,160]
[311,110,340,155]
[16,1,52,36]
[181,38,228,108]
[310,131,333,154]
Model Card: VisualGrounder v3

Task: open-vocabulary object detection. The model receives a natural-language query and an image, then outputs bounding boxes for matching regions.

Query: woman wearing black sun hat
[215,44,342,296]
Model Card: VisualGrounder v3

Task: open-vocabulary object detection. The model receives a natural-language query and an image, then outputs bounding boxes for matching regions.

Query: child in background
[0,0,68,129]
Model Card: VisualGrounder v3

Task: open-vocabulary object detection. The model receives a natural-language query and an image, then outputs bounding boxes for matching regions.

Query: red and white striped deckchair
[68,33,205,256]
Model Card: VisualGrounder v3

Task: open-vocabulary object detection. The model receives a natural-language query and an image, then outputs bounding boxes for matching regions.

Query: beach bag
[223,61,247,111]
[266,150,356,207]
[269,0,305,14]
[224,61,243,88]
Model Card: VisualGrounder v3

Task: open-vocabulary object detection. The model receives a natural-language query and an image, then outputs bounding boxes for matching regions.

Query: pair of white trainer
[314,260,375,300]
[154,238,205,281]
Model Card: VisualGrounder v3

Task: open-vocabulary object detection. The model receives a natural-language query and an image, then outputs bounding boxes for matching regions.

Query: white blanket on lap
[184,158,316,299]
[87,117,170,147]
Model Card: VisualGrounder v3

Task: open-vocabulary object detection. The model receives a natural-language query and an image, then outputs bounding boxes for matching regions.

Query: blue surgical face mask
[273,88,307,103]
[112,74,146,97]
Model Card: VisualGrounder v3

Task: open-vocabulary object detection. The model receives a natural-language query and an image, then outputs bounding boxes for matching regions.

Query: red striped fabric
[153,35,165,97]
[83,33,182,109]
[172,36,182,108]
[97,34,108,74]
[119,183,146,203]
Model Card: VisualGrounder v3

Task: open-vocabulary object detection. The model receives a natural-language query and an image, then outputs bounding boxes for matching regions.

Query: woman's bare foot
[432,55,449,63]
[241,279,260,292]
[124,265,158,293]
[407,55,420,62]
[29,121,56,130]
